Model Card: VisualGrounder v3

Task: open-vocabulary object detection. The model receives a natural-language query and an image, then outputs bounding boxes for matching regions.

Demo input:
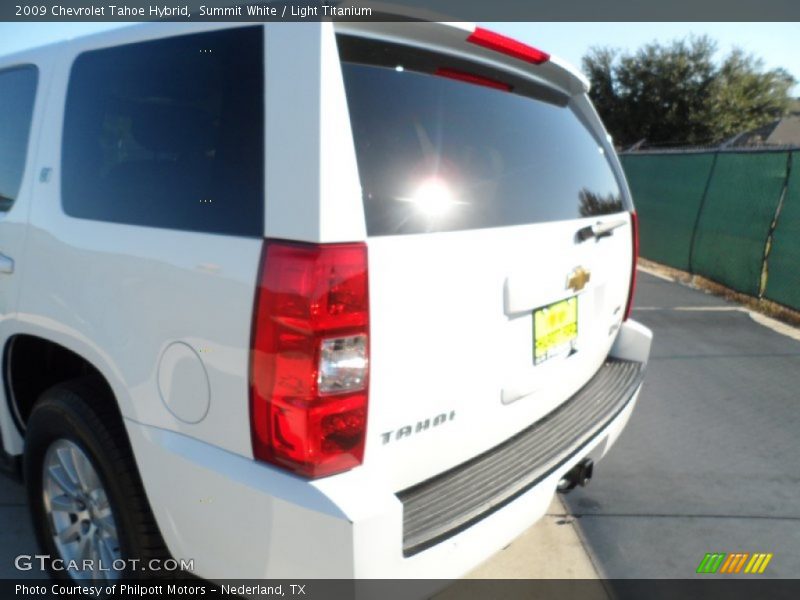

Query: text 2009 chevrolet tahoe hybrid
[0,20,651,580]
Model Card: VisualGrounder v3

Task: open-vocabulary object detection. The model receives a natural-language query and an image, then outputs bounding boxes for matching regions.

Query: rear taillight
[250,240,369,478]
[466,27,550,65]
[624,211,639,321]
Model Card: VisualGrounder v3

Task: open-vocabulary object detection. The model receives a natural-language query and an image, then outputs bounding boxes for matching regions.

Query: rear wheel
[42,438,122,580]
[24,378,169,581]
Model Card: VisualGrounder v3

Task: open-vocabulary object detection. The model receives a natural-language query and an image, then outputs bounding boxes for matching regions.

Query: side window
[62,27,264,236]
[0,66,38,212]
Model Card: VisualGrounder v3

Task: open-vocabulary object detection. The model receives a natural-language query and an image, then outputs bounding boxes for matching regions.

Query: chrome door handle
[0,253,14,274]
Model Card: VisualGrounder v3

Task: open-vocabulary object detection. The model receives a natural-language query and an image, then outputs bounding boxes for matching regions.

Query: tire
[24,377,170,581]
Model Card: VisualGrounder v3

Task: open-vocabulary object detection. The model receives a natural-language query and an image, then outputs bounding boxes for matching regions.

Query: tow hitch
[557,458,594,493]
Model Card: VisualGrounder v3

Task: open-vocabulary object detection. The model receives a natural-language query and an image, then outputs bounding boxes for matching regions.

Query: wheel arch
[3,333,125,436]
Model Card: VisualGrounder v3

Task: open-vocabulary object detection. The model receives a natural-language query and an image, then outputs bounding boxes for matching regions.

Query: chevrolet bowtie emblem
[566,266,591,293]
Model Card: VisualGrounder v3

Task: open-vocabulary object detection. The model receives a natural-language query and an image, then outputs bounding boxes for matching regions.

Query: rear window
[0,66,37,212]
[338,37,628,236]
[62,27,263,236]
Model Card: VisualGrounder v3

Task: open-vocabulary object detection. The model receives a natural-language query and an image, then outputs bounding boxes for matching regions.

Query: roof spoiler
[334,18,589,97]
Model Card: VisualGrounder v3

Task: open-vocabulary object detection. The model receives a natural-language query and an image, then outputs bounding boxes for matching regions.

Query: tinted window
[0,66,38,211]
[340,43,628,236]
[62,27,263,236]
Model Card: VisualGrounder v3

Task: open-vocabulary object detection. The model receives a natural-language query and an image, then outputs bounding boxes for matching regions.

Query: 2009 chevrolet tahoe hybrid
[0,20,651,580]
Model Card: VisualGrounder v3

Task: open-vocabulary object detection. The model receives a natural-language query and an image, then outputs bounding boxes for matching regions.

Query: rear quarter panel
[14,24,265,458]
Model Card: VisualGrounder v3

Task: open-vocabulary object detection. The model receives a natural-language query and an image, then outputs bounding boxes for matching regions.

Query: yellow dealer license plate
[533,297,578,365]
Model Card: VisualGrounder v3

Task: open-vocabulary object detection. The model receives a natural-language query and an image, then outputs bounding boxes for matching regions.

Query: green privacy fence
[766,160,800,309]
[619,153,716,271]
[691,152,789,297]
[620,149,799,311]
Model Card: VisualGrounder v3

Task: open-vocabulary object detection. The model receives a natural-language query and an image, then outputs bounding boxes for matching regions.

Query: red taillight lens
[624,211,639,321]
[467,27,550,65]
[250,240,369,478]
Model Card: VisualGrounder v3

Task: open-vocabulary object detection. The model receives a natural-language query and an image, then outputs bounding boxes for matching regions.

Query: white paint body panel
[364,218,633,491]
[0,21,651,580]
[0,51,57,455]
[126,375,643,580]
[264,22,365,243]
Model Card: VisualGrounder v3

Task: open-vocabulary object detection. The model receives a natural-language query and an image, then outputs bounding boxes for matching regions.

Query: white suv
[0,20,652,580]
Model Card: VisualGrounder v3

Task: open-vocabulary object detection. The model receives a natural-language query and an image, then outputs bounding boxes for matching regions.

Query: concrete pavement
[458,268,800,582]
[561,269,800,579]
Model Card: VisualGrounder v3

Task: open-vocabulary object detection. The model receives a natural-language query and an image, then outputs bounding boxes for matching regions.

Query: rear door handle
[576,219,627,242]
[0,253,14,274]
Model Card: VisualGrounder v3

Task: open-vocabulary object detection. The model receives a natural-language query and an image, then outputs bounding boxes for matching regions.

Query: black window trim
[0,63,39,213]
[59,27,264,238]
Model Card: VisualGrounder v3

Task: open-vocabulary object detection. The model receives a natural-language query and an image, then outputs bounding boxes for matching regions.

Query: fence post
[687,150,719,274]
[758,151,794,298]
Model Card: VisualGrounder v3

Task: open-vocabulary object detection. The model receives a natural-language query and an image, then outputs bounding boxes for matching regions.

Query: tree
[582,36,796,148]
[708,50,796,140]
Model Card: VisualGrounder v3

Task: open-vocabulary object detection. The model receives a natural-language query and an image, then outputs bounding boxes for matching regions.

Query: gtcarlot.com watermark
[15,554,194,575]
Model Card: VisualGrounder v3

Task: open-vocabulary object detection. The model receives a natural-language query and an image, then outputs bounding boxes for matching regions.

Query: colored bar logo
[696,552,773,574]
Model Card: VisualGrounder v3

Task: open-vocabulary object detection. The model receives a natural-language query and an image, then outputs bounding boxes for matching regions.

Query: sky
[486,22,800,94]
[0,21,798,93]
